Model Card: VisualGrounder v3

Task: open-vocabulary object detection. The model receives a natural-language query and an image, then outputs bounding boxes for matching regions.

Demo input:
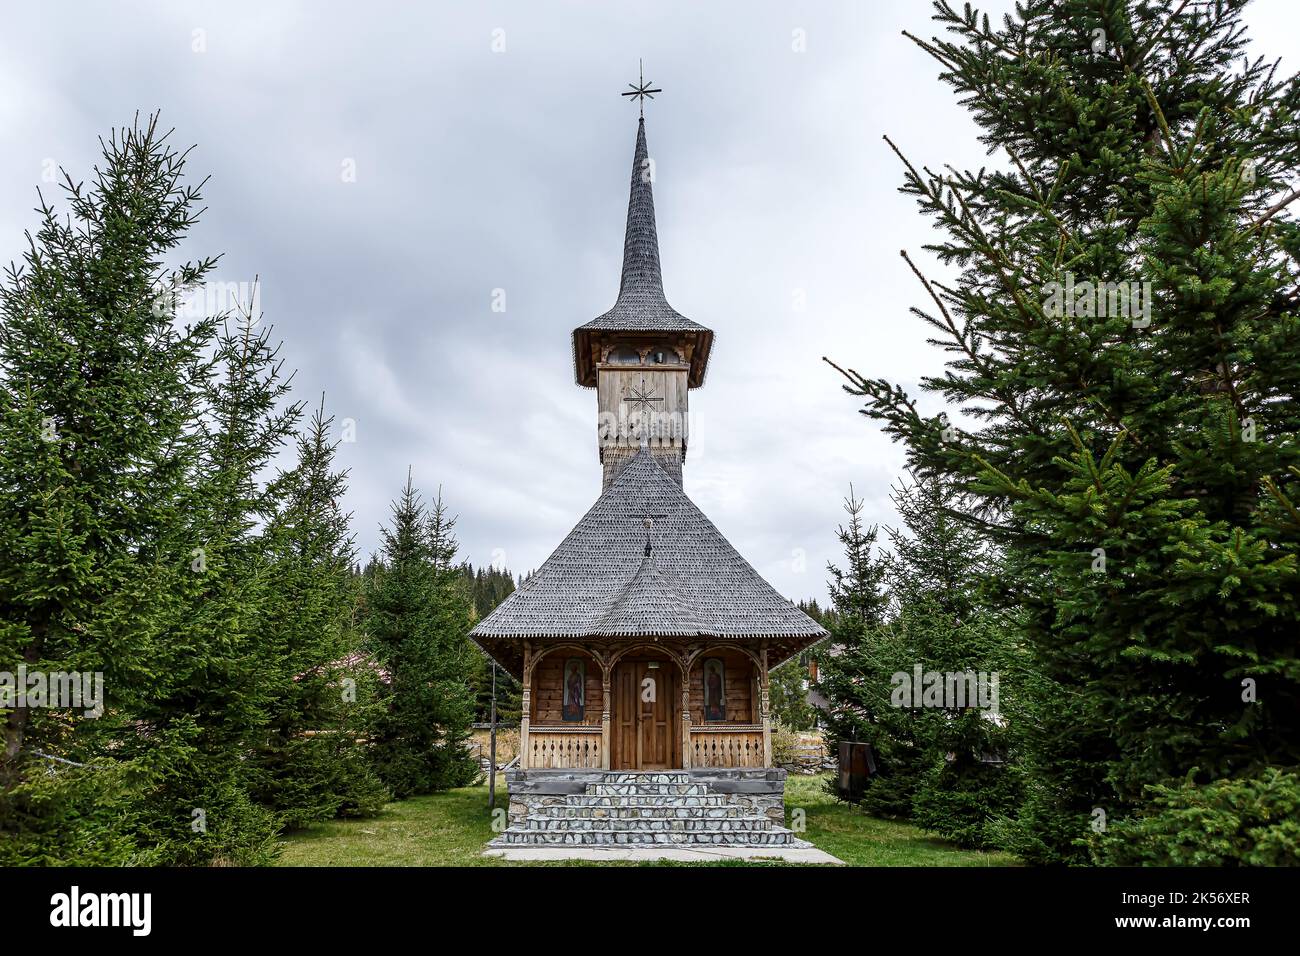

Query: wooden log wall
[688,647,755,725]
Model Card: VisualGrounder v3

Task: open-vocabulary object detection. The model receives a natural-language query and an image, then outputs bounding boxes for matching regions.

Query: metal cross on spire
[621,59,662,117]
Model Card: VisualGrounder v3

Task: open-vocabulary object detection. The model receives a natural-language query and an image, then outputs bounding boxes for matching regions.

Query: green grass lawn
[781,773,1014,866]
[275,773,1016,867]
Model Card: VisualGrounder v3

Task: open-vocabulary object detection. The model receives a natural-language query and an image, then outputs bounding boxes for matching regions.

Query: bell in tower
[572,115,714,490]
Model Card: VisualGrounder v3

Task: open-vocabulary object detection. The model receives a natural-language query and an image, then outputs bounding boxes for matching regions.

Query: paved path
[484,844,844,865]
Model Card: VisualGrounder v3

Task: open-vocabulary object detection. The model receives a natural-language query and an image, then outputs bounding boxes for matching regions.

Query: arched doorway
[609,646,682,770]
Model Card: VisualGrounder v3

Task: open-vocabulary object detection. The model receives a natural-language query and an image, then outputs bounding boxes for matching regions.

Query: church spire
[616,117,665,305]
[572,112,714,391]
[615,62,667,303]
[571,79,717,489]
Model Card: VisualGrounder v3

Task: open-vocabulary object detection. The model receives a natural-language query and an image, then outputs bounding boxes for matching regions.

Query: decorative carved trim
[528,724,602,733]
[689,725,763,733]
[682,642,763,673]
[526,642,606,682]
[605,641,687,674]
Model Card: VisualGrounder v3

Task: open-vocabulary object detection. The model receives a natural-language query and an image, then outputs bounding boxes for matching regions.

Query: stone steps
[491,770,809,850]
[524,817,773,832]
[531,805,748,819]
[555,794,732,808]
[588,784,710,796]
[600,773,692,784]
[495,830,799,847]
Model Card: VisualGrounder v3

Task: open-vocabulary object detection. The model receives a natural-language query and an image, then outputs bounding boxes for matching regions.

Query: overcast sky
[2,0,1297,604]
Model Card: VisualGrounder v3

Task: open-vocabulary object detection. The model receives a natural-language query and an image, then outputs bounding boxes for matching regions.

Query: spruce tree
[816,476,1021,840]
[127,306,299,864]
[367,475,477,796]
[254,398,389,827]
[423,493,479,786]
[463,564,522,723]
[813,489,916,812]
[0,115,218,863]
[467,647,523,725]
[885,476,1021,849]
[830,0,1300,861]
[768,659,818,732]
[771,601,827,734]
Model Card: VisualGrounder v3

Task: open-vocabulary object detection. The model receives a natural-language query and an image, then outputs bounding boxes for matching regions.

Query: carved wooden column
[600,656,611,770]
[680,659,692,770]
[759,645,772,768]
[520,642,532,770]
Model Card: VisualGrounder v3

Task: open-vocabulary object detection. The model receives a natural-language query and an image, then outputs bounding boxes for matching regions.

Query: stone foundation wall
[503,767,789,829]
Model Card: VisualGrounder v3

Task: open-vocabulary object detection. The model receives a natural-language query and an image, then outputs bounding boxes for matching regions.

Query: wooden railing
[690,726,765,768]
[527,726,604,769]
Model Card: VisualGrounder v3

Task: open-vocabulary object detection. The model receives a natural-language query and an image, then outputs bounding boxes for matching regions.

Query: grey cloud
[2,0,1295,601]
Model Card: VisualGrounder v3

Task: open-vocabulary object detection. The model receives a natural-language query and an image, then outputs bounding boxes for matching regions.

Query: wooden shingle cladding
[571,117,713,389]
[471,450,824,770]
[470,448,827,680]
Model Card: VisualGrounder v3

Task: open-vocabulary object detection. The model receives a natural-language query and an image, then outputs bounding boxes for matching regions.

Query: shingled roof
[472,447,827,677]
[573,118,714,388]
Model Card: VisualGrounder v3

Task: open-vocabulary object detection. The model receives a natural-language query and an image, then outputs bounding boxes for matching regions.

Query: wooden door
[611,659,676,770]
[613,663,638,769]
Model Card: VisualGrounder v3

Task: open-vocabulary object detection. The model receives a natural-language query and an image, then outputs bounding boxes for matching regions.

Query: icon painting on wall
[703,657,726,722]
[562,658,586,721]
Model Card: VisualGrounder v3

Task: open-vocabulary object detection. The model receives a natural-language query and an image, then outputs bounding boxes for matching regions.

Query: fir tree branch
[1249,183,1300,232]
[1127,0,1191,73]
[1261,475,1300,531]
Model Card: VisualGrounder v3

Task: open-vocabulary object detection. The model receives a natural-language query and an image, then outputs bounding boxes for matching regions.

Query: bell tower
[573,79,713,491]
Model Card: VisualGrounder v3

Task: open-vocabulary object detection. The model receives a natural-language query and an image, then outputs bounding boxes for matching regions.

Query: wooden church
[472,93,827,850]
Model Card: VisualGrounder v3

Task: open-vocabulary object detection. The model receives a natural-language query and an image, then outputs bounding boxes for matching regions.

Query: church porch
[516,639,776,773]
